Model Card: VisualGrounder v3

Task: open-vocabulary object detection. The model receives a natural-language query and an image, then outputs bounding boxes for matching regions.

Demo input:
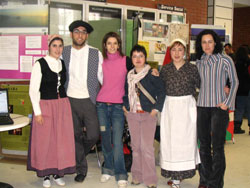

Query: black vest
[38,58,67,99]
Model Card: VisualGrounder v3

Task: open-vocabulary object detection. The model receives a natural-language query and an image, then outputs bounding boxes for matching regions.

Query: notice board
[0,35,48,79]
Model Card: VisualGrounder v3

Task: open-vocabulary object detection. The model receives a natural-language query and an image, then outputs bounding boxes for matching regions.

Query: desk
[0,114,30,132]
[0,114,30,158]
[0,114,30,188]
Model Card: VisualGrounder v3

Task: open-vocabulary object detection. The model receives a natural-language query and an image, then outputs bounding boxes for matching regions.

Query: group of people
[27,19,239,188]
[224,43,250,134]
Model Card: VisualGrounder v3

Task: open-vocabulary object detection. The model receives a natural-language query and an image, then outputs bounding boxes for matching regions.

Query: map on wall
[169,23,189,44]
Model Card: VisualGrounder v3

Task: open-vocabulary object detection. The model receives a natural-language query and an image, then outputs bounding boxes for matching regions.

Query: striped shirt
[196,53,239,110]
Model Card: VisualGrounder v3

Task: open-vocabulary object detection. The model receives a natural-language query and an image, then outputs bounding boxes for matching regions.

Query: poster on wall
[142,21,169,42]
[0,4,48,34]
[0,35,48,79]
[169,23,189,44]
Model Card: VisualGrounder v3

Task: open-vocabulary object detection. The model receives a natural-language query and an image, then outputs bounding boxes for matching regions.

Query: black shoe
[234,128,245,134]
[74,174,86,182]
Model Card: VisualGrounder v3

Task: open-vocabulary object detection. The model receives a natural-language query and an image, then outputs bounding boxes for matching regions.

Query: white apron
[160,95,200,171]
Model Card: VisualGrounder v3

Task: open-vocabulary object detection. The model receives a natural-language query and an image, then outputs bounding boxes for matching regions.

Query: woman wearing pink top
[96,32,133,188]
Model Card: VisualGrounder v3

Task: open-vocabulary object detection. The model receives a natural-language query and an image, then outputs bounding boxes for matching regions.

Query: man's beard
[73,39,86,47]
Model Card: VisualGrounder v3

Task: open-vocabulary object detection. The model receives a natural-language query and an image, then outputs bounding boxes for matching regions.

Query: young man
[224,43,235,62]
[62,20,103,183]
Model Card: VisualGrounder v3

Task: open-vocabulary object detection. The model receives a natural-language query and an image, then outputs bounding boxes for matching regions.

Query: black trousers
[69,97,100,175]
[197,107,229,188]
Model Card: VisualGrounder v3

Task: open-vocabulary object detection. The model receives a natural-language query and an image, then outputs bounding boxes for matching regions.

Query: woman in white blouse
[27,35,76,188]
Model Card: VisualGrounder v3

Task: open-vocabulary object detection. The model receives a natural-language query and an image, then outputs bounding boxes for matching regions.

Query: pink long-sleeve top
[96,52,127,103]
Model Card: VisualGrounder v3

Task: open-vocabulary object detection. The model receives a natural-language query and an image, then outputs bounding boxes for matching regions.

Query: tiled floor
[0,120,250,188]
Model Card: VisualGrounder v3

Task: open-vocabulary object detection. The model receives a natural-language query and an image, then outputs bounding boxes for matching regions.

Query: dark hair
[235,45,249,63]
[49,37,64,47]
[224,43,232,48]
[102,32,124,59]
[195,29,223,60]
[130,44,147,59]
[241,44,250,54]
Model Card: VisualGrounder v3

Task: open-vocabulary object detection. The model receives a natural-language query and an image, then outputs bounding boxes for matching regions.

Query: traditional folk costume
[160,62,200,180]
[28,55,75,177]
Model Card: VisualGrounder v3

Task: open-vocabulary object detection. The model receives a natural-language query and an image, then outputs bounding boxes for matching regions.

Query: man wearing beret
[62,20,103,183]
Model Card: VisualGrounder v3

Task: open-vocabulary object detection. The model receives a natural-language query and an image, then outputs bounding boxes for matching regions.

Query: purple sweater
[96,52,127,103]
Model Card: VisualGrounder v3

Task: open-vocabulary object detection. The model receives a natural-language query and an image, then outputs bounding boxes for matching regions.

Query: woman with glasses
[123,44,165,188]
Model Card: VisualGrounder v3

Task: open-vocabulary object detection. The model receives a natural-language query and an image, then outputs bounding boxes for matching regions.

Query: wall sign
[157,4,185,13]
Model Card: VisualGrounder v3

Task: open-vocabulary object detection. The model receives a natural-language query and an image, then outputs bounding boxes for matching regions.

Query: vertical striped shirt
[196,53,239,110]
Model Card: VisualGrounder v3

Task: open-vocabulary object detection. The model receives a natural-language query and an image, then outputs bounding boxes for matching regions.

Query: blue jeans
[96,102,128,181]
[234,94,250,125]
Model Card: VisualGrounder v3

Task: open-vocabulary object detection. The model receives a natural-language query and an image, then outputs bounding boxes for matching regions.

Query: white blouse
[29,55,62,116]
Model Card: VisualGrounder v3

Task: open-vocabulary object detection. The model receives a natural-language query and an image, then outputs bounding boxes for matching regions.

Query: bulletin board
[0,35,48,79]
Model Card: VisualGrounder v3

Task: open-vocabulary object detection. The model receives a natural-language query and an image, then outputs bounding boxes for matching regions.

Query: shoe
[171,183,180,188]
[167,180,173,185]
[131,180,140,185]
[147,184,157,188]
[53,175,65,186]
[234,128,245,134]
[100,174,111,183]
[74,174,86,182]
[43,176,51,188]
[118,180,128,188]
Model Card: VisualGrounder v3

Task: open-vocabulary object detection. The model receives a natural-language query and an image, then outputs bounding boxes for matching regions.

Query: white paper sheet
[20,56,33,73]
[0,36,19,70]
[25,50,42,55]
[25,36,42,49]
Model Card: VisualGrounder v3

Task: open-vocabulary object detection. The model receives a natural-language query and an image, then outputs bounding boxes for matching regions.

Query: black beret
[69,20,94,33]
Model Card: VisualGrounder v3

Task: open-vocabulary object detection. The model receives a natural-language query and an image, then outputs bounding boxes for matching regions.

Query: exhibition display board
[0,35,48,79]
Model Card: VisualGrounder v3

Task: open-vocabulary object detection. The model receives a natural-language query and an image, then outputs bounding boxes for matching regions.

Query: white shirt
[66,44,103,98]
[29,55,62,116]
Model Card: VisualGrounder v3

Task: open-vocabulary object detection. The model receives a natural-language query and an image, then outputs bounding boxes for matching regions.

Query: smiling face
[201,34,216,55]
[71,26,88,49]
[170,43,185,64]
[49,39,63,59]
[105,37,119,54]
[132,51,146,71]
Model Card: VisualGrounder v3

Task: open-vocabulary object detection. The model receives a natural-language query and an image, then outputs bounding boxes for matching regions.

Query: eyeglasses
[132,54,145,59]
[73,29,88,35]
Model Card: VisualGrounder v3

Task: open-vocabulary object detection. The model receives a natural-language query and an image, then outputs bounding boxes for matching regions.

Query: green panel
[0,84,32,151]
[226,130,232,141]
[126,20,133,56]
[88,19,121,51]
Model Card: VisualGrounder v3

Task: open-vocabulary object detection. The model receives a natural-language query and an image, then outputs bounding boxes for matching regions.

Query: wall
[107,0,207,25]
[233,7,250,51]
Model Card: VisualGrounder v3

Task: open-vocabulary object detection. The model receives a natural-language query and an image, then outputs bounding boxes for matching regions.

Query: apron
[160,95,200,171]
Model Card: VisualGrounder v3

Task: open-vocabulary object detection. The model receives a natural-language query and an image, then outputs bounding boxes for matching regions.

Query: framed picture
[142,21,169,41]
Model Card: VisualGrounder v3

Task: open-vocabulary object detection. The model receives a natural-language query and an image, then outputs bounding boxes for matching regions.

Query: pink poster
[0,35,48,79]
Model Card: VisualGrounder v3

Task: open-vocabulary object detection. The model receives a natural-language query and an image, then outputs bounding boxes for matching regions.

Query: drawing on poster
[169,24,189,44]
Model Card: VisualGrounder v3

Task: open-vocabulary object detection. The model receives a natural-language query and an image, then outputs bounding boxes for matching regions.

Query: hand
[151,68,159,76]
[216,103,228,111]
[150,109,158,117]
[123,106,128,115]
[35,115,43,125]
[224,86,230,96]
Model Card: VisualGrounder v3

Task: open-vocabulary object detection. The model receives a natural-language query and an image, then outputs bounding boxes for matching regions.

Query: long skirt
[160,95,200,179]
[27,97,76,177]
